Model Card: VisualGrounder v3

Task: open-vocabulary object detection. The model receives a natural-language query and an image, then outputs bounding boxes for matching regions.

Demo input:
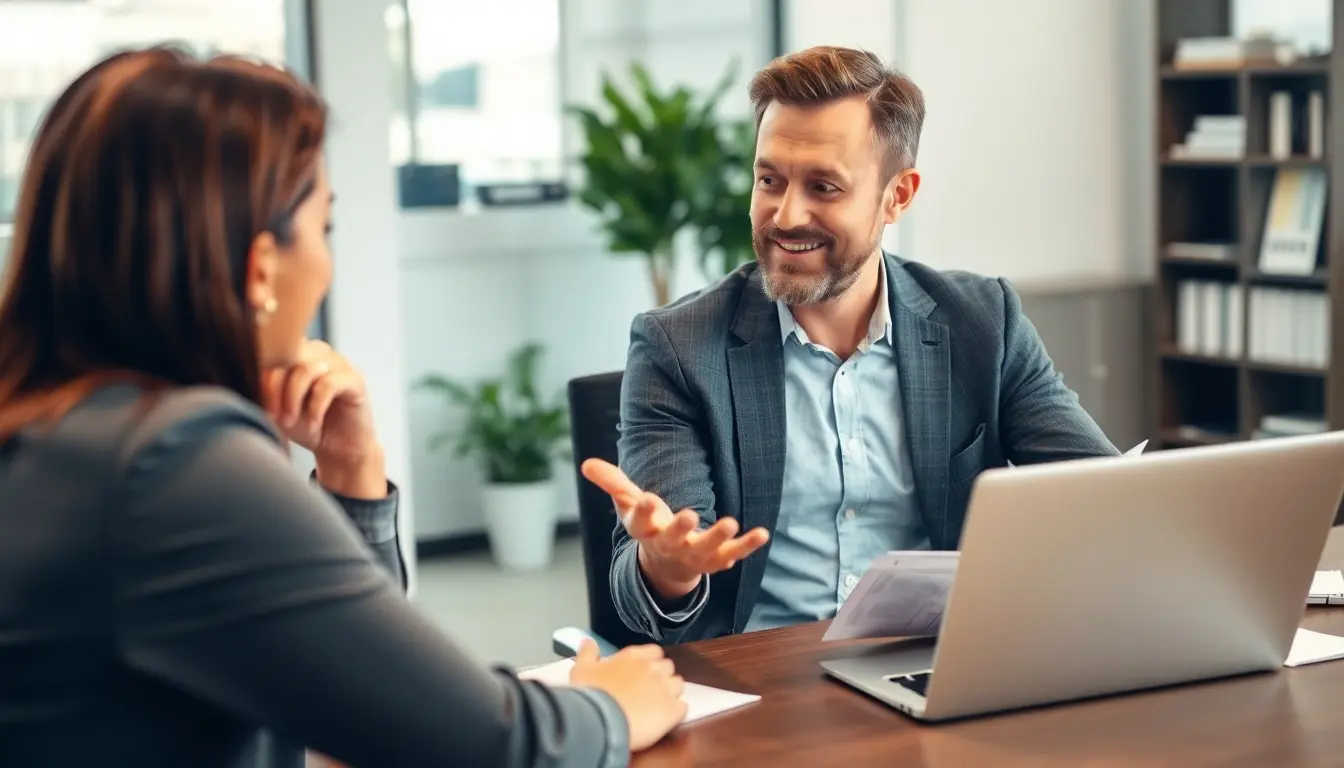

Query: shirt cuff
[308,470,400,545]
[636,550,710,626]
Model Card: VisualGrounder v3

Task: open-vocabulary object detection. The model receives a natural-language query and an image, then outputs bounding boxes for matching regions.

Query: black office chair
[566,371,656,651]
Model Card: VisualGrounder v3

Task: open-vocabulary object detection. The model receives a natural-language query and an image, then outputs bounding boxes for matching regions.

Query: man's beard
[753,224,879,306]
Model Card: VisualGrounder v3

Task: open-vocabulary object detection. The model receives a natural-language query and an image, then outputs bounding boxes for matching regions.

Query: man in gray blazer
[583,46,1118,646]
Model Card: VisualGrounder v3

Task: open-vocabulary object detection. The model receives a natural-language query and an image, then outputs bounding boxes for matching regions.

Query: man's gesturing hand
[580,459,770,601]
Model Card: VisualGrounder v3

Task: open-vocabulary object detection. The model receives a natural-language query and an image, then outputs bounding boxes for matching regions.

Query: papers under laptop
[823,551,956,641]
[825,441,1149,643]
[824,556,1344,642]
[517,658,760,723]
[1286,628,1344,666]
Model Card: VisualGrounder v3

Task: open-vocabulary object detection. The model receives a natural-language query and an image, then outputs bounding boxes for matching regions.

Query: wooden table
[633,528,1344,767]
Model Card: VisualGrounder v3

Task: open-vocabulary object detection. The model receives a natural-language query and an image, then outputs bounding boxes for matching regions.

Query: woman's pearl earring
[255,296,279,326]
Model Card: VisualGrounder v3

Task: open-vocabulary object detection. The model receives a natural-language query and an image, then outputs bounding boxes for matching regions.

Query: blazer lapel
[726,269,787,538]
[886,255,953,548]
[726,269,786,629]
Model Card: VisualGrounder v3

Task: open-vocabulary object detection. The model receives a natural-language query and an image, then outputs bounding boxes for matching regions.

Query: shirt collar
[776,256,894,349]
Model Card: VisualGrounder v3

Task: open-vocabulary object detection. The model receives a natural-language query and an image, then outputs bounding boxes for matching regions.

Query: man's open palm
[580,459,770,594]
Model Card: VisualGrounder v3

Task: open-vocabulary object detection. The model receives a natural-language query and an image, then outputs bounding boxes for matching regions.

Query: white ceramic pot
[481,480,558,570]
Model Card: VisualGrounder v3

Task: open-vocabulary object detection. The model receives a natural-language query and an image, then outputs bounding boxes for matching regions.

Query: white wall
[785,0,900,56]
[311,0,419,586]
[784,0,1154,286]
[1116,0,1158,282]
[403,0,772,540]
[901,0,1150,284]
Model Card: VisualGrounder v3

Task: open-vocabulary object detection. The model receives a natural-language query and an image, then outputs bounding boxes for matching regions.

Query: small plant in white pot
[416,342,570,570]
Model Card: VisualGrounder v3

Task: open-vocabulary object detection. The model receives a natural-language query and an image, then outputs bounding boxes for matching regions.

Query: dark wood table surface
[633,527,1344,767]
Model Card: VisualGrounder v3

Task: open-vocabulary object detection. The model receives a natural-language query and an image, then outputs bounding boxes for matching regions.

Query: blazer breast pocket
[949,422,987,484]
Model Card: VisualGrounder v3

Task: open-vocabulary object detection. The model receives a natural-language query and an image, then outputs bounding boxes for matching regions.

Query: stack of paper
[1308,570,1344,605]
[517,658,760,723]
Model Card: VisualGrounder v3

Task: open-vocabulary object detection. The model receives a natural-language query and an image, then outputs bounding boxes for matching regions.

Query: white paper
[1010,440,1147,468]
[823,551,958,641]
[516,659,579,687]
[1310,570,1344,597]
[517,658,760,723]
[1284,628,1344,667]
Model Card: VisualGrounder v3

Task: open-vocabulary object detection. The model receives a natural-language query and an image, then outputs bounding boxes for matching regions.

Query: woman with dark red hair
[0,48,684,768]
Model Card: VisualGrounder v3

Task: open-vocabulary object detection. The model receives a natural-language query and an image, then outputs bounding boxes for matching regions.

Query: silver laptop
[821,431,1344,722]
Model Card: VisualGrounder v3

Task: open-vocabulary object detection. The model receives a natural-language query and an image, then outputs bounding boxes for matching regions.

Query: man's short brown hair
[748,46,925,179]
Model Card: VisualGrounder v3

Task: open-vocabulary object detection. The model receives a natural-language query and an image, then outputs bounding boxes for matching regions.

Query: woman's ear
[246,231,281,311]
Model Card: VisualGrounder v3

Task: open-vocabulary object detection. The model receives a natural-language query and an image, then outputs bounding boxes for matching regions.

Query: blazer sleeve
[111,404,630,768]
[308,470,407,592]
[610,312,722,644]
[996,277,1120,463]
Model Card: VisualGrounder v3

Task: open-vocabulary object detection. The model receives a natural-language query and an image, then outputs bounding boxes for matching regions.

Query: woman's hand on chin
[263,339,387,499]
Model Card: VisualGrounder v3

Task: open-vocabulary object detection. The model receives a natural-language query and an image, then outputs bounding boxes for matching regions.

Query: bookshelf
[1153,0,1342,453]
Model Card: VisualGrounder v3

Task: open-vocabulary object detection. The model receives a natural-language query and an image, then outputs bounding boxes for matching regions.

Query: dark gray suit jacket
[610,253,1119,644]
[0,385,628,768]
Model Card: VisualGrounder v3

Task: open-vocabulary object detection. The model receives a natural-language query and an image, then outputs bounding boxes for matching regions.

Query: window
[1233,0,1332,55]
[0,0,307,223]
[0,0,320,338]
[388,0,564,206]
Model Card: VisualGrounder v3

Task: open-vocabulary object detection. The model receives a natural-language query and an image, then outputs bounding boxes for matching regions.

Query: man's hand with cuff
[581,459,770,603]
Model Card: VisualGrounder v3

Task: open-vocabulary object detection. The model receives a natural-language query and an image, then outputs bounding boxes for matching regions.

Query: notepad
[1285,628,1344,667]
[1307,570,1344,605]
[517,658,760,723]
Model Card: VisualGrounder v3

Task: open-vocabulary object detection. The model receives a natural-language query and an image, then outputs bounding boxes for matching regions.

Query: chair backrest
[566,371,655,648]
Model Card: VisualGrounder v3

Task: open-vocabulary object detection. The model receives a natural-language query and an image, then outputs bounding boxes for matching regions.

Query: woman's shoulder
[7,383,281,503]
[65,383,279,469]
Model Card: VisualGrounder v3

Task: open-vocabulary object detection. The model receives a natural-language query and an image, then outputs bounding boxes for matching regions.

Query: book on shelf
[1166,241,1236,261]
[1170,115,1244,160]
[1258,167,1326,275]
[1308,91,1325,159]
[1267,90,1326,161]
[1247,286,1330,368]
[1270,91,1293,159]
[1253,411,1329,440]
[1172,34,1295,70]
[1176,279,1242,359]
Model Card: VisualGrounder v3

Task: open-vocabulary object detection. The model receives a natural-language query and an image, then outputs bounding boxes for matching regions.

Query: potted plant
[568,60,756,306]
[415,342,570,570]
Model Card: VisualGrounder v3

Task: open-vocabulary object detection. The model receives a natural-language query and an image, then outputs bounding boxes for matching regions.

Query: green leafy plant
[567,59,757,306]
[415,342,569,485]
[692,118,757,278]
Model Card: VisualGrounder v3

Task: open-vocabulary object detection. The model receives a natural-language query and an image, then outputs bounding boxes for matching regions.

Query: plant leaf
[415,373,475,406]
[415,344,570,485]
[566,58,758,294]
